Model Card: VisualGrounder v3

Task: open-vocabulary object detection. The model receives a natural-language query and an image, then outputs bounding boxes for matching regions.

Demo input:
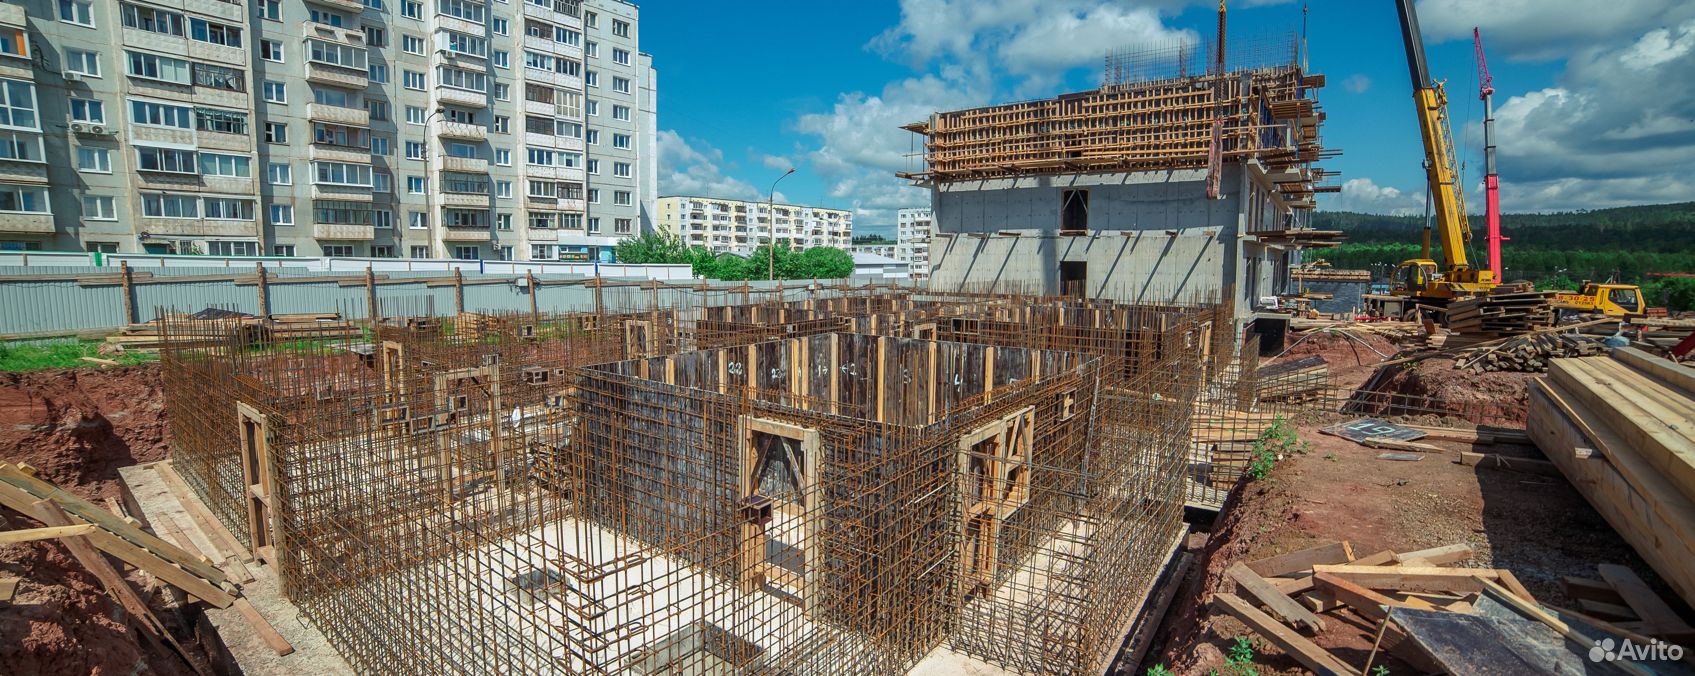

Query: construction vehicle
[1474,27,1506,282]
[1366,0,1498,319]
[1551,282,1648,320]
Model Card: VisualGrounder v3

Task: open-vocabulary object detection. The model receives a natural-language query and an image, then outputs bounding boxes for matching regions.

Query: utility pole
[768,168,795,280]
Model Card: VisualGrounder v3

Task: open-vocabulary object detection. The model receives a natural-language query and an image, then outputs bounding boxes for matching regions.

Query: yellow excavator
[1366,0,1497,320]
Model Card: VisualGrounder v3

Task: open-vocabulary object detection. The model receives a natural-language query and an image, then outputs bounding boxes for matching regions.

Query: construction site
[5,3,1695,676]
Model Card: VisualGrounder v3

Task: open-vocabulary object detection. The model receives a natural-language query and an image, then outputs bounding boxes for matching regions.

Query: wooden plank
[1362,437,1440,452]
[1562,575,1627,604]
[1598,564,1689,629]
[1496,569,1537,604]
[0,524,98,544]
[1394,543,1473,566]
[1613,346,1695,398]
[1244,540,1353,578]
[1310,564,1500,594]
[232,597,294,656]
[1228,562,1326,633]
[1577,598,1640,621]
[1211,593,1352,676]
[1312,572,1417,622]
[1457,452,1563,476]
[154,462,254,564]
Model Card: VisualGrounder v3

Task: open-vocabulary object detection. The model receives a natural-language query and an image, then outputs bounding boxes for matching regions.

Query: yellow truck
[1551,282,1646,320]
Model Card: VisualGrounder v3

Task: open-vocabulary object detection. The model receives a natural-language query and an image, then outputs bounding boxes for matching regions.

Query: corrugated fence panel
[269,282,372,320]
[0,280,126,334]
[135,280,261,321]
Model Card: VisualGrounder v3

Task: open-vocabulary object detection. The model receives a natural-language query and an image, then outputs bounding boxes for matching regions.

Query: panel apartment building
[0,0,654,261]
[654,195,852,255]
[896,207,930,279]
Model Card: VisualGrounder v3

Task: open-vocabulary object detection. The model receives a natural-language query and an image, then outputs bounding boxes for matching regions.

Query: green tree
[613,231,690,264]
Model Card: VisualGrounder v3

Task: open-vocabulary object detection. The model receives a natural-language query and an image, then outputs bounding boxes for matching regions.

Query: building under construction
[157,287,1233,675]
[901,32,1339,323]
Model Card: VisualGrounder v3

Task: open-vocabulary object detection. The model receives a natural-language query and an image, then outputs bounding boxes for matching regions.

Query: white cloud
[1342,74,1371,94]
[656,130,764,201]
[1416,0,1695,60]
[1320,178,1426,215]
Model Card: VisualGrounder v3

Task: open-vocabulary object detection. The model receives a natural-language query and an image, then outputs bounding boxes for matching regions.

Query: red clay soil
[1369,359,1537,426]
[0,364,211,676]
[1266,329,1400,392]
[1147,418,1667,675]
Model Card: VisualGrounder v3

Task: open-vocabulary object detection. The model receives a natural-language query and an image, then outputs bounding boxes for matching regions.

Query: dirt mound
[1268,330,1400,392]
[1370,359,1535,426]
[0,365,170,501]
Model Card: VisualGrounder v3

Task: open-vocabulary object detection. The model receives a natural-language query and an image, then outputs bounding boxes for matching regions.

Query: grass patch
[1247,417,1310,481]
[0,339,159,372]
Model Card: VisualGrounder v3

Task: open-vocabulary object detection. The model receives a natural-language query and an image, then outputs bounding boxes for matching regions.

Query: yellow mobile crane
[1367,0,1498,319]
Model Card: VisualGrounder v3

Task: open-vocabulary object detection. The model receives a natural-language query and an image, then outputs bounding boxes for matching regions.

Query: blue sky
[643,1,1695,236]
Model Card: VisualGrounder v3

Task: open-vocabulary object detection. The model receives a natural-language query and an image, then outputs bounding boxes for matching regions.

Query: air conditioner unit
[90,125,110,135]
[69,122,89,134]
[62,71,83,82]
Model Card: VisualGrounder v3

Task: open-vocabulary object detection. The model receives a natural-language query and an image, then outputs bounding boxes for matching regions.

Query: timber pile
[1452,333,1607,373]
[453,312,510,340]
[106,313,357,351]
[1256,356,1329,403]
[1446,290,1556,336]
[1528,347,1695,610]
[1216,540,1672,674]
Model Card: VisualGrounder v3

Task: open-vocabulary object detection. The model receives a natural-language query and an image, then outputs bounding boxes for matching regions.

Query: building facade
[895,207,931,279]
[0,0,652,261]
[655,195,852,255]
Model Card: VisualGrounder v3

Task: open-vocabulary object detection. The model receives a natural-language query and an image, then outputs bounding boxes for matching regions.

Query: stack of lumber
[1452,332,1607,373]
[1255,356,1329,403]
[1189,409,1281,496]
[1215,540,1672,674]
[1529,346,1695,610]
[1562,563,1695,643]
[1445,290,1556,336]
[105,313,357,351]
[452,312,510,340]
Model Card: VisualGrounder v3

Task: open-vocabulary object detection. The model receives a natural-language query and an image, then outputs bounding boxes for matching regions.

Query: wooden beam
[1310,564,1500,594]
[232,597,294,656]
[1245,540,1353,578]
[1211,593,1353,676]
[1312,572,1416,623]
[1598,564,1691,630]
[1393,543,1474,566]
[0,524,97,544]
[1228,562,1326,633]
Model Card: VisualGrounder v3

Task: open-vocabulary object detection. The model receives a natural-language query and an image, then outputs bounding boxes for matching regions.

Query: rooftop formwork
[157,287,1220,675]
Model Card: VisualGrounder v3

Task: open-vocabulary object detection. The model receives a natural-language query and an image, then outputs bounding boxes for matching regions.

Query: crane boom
[1394,0,1472,274]
[1475,27,1505,281]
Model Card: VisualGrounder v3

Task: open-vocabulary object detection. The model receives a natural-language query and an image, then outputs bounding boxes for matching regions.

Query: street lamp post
[768,168,795,280]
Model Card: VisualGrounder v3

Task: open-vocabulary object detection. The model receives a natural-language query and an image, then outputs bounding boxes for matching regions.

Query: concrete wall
[932,168,1240,234]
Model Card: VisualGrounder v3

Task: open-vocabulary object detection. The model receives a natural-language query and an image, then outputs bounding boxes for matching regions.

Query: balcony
[439,155,488,174]
[139,218,255,238]
[305,0,363,11]
[441,191,489,208]
[434,120,486,141]
[442,227,492,242]
[183,0,245,22]
[312,183,375,202]
[306,62,368,89]
[314,223,375,241]
[435,86,486,108]
[308,144,372,164]
[0,212,53,235]
[307,102,370,127]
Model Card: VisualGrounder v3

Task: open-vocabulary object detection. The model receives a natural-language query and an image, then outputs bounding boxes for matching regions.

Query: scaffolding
[158,288,1221,675]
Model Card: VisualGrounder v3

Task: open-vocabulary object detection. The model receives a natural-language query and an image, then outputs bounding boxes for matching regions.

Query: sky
[642,1,1695,236]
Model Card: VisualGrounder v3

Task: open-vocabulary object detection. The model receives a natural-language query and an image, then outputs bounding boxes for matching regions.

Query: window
[436,66,486,92]
[405,141,426,160]
[258,0,279,20]
[268,162,291,185]
[307,8,345,27]
[611,20,629,38]
[586,99,598,116]
[125,51,190,84]
[83,195,116,220]
[0,29,26,58]
[613,162,630,178]
[372,171,392,193]
[529,213,555,229]
[274,244,296,256]
[585,41,597,58]
[206,241,259,256]
[531,244,553,260]
[441,172,487,193]
[497,246,512,260]
[453,246,480,260]
[265,122,287,143]
[583,10,596,28]
[199,152,251,177]
[586,129,598,145]
[59,0,94,26]
[407,176,425,193]
[374,210,393,228]
[262,81,286,103]
[371,136,390,155]
[442,31,487,57]
[612,105,630,121]
[406,106,425,124]
[408,211,428,228]
[141,193,197,218]
[402,35,423,54]
[312,86,356,107]
[195,107,248,134]
[613,190,631,205]
[76,147,109,172]
[203,197,255,220]
[192,62,245,91]
[493,51,509,68]
[584,70,597,87]
[313,161,373,186]
[586,158,598,174]
[612,76,629,94]
[401,0,421,19]
[363,26,386,48]
[495,180,511,198]
[403,70,425,90]
[612,47,630,65]
[314,200,374,225]
[494,83,509,100]
[614,218,632,234]
[130,100,188,128]
[307,39,367,70]
[491,17,507,35]
[525,179,555,198]
[65,49,100,77]
[561,213,582,229]
[372,245,394,258]
[70,99,104,123]
[368,63,388,83]
[135,146,197,173]
[492,115,509,133]
[269,204,293,225]
[410,245,429,258]
[494,149,511,166]
[438,0,486,22]
[612,133,630,149]
[122,3,183,35]
[260,39,284,62]
[443,208,487,227]
[587,216,599,233]
[587,188,599,203]
[189,19,242,48]
[323,245,354,257]
[367,100,389,121]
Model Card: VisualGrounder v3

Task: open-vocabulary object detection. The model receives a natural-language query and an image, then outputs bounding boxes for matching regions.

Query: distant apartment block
[896,207,931,279]
[655,195,852,254]
[0,0,653,262]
